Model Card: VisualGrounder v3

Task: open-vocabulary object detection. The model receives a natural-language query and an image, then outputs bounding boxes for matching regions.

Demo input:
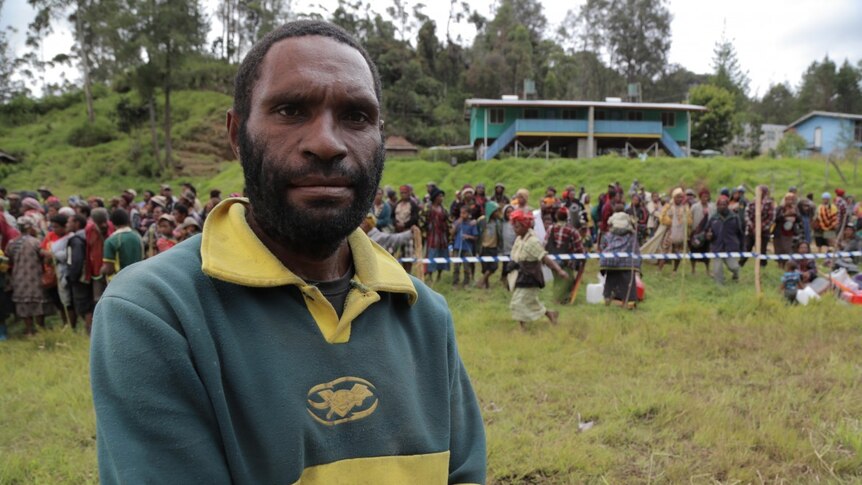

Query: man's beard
[239,125,385,259]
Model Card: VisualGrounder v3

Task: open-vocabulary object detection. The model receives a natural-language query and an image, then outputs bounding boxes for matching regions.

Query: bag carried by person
[514,260,545,288]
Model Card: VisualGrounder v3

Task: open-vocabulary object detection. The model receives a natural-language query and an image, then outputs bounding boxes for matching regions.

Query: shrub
[67,120,116,147]
[776,131,807,158]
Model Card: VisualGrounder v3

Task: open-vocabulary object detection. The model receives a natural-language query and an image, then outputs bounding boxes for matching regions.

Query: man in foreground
[90,20,486,484]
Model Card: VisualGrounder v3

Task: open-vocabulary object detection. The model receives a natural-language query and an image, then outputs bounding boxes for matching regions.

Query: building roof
[465,98,707,112]
[385,135,418,151]
[786,111,862,130]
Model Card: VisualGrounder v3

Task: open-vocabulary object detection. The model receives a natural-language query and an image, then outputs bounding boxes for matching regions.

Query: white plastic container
[795,286,820,305]
[809,277,830,295]
[586,284,604,304]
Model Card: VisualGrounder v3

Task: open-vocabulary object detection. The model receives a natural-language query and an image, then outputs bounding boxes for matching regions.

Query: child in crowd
[155,214,178,253]
[451,206,478,287]
[780,260,803,304]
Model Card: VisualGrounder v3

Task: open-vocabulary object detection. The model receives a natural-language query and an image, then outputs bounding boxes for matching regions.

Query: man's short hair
[92,208,109,224]
[233,20,382,120]
[173,203,189,217]
[72,214,87,229]
[50,214,68,227]
[110,208,130,227]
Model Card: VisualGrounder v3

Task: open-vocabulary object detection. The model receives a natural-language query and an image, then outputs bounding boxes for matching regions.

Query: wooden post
[483,108,488,160]
[754,186,762,297]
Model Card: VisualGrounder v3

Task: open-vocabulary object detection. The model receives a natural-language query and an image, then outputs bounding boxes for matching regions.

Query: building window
[661,112,676,128]
[855,120,862,143]
[627,111,643,121]
[766,131,776,142]
[595,110,606,120]
[562,109,578,120]
[524,108,539,119]
[608,110,623,121]
[489,108,504,124]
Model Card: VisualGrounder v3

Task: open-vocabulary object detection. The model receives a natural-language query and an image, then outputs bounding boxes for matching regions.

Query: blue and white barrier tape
[398,251,862,264]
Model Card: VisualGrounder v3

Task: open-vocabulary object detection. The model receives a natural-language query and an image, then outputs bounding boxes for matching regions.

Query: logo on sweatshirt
[307,377,379,426]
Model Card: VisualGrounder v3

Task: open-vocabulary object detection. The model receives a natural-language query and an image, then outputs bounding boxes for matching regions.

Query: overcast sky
[2,0,861,97]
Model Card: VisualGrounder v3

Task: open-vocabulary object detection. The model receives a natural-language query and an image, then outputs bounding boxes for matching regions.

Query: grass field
[2,260,861,484]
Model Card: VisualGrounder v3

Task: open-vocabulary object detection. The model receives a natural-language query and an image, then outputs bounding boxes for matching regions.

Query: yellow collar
[200,198,417,304]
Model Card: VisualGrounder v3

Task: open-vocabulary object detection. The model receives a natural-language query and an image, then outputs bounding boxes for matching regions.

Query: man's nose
[301,111,348,163]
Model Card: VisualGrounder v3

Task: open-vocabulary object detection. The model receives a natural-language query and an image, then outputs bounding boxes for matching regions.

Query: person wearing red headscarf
[508,210,568,329]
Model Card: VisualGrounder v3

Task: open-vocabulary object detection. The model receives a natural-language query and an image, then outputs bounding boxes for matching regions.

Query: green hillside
[0,89,235,196]
[2,90,861,201]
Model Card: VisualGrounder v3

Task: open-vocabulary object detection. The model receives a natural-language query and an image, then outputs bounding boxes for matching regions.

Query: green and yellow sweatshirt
[90,199,486,484]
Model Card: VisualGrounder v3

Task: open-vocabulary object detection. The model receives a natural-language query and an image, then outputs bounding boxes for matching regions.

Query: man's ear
[226,108,241,160]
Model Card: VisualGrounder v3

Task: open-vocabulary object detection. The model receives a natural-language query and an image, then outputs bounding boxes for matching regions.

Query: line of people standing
[0,183,220,339]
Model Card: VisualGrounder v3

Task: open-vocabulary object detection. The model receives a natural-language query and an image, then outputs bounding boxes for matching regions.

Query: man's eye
[345,111,370,124]
[276,106,302,117]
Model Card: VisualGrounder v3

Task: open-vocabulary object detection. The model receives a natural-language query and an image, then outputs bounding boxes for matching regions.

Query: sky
[2,0,861,98]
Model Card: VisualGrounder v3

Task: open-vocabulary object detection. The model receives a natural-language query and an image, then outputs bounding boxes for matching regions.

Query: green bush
[776,131,807,158]
[67,120,116,147]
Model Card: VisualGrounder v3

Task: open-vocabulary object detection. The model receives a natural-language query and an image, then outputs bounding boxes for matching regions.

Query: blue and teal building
[784,111,862,156]
[465,98,706,160]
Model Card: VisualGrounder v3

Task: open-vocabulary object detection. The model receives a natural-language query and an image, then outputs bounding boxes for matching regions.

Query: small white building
[760,124,786,154]
[727,123,787,155]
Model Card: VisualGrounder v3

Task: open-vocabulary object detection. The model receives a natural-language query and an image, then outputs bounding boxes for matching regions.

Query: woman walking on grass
[508,210,568,329]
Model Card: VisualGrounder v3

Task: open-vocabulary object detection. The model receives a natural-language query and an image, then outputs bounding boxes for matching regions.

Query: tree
[797,56,838,114]
[710,29,749,102]
[559,0,608,54]
[755,83,797,125]
[646,64,708,103]
[835,59,862,114]
[604,0,672,84]
[463,0,548,98]
[217,0,292,63]
[25,0,125,122]
[123,0,208,174]
[0,27,27,103]
[503,24,534,95]
[689,84,736,150]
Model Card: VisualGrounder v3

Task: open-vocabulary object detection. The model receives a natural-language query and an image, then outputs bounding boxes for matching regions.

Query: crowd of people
[365,180,862,316]
[1,180,861,337]
[0,183,223,337]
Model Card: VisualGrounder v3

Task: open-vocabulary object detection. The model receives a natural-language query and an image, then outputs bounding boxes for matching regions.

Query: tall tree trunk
[147,95,162,173]
[163,86,174,173]
[163,45,174,173]
[75,2,95,123]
